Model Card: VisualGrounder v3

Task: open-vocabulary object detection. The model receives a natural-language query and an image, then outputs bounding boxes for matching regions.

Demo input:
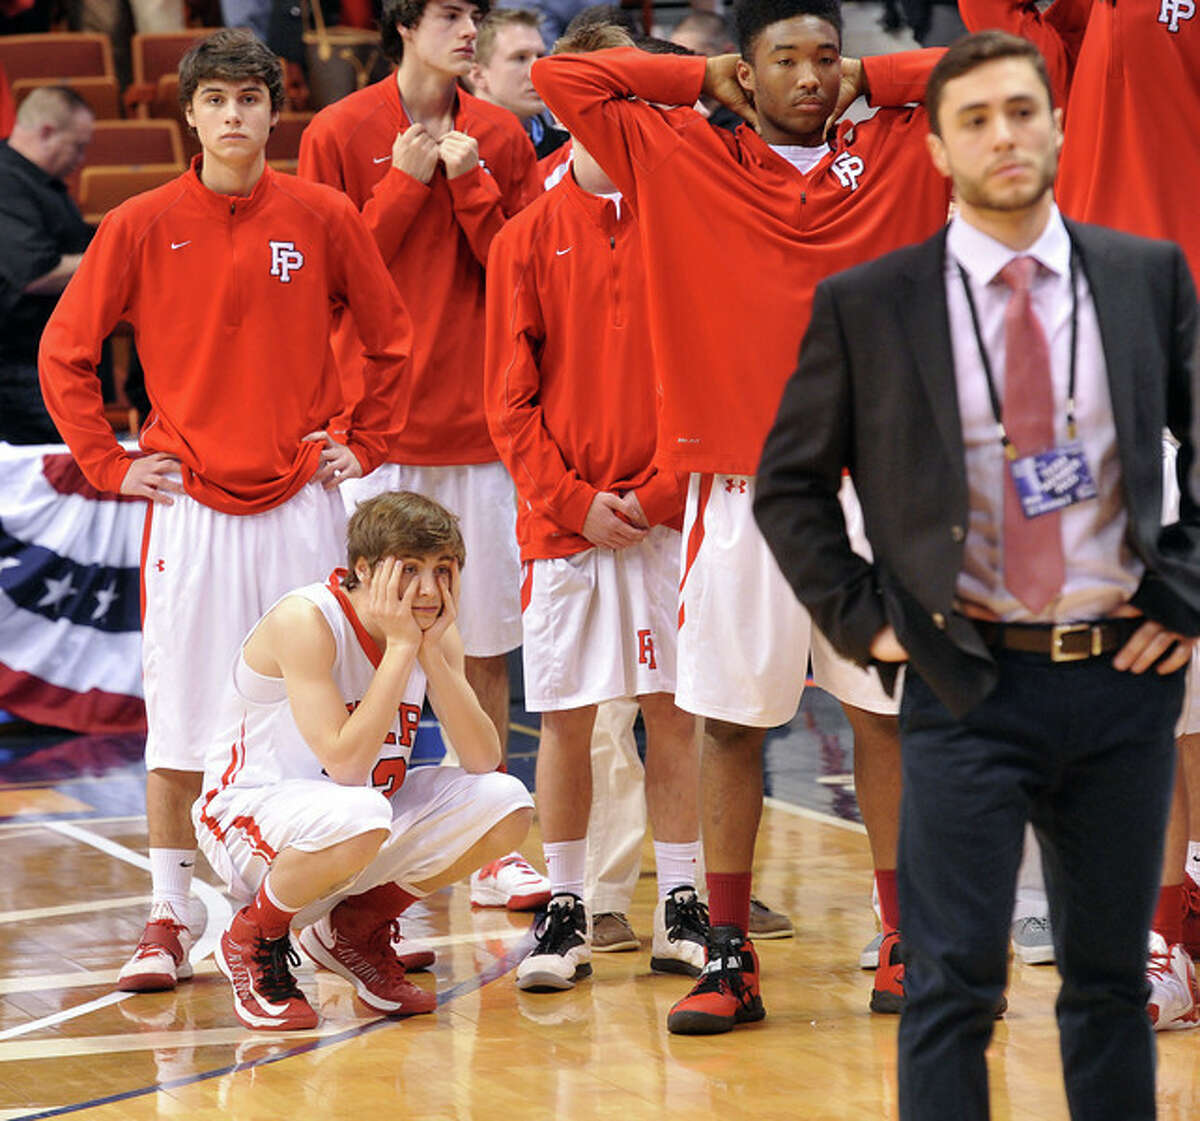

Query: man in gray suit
[754,30,1200,1121]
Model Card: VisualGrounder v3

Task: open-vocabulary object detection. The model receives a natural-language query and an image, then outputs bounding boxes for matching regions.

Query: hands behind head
[702,54,757,129]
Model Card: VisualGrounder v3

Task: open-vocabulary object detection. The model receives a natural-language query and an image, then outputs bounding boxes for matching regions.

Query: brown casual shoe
[748,897,794,940]
[591,912,639,952]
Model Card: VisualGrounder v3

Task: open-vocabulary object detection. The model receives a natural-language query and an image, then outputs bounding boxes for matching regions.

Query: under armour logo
[830,152,865,191]
[155,558,165,572]
[724,477,748,494]
[1159,0,1195,30]
[268,240,305,283]
[637,628,657,669]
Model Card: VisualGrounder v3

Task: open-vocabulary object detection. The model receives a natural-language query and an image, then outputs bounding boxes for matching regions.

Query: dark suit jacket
[754,219,1200,718]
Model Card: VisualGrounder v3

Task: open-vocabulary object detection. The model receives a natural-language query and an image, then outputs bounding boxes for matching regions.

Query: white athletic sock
[149,847,196,920]
[654,840,699,902]
[1187,841,1200,887]
[543,839,587,901]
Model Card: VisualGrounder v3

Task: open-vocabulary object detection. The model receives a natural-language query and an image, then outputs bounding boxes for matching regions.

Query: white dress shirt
[945,205,1143,622]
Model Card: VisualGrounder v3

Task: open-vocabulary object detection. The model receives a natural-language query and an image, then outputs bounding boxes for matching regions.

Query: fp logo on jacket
[268,240,305,283]
[831,152,865,191]
[1159,0,1194,31]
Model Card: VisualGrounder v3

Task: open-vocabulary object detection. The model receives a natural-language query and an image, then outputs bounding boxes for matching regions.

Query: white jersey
[198,571,427,802]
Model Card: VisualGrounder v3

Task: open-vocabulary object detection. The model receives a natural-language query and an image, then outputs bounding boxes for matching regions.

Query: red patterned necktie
[999,255,1064,614]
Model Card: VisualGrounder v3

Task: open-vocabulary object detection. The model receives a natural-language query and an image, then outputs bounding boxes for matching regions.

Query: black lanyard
[957,249,1080,459]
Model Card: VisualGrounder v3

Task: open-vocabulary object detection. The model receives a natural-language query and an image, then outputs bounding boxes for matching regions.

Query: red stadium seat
[77,162,181,222]
[0,33,114,83]
[11,75,123,120]
[131,31,207,87]
[265,110,314,164]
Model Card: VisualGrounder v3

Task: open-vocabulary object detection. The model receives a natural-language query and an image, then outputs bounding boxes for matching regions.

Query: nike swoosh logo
[170,241,191,250]
[373,155,391,164]
[556,247,572,256]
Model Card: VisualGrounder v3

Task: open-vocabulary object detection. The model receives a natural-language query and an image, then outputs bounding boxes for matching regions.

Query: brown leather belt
[971,618,1140,663]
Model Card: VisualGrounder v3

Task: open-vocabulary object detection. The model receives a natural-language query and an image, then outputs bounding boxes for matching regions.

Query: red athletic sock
[335,882,420,931]
[707,872,752,936]
[1154,883,1186,946]
[233,878,296,942]
[875,868,900,932]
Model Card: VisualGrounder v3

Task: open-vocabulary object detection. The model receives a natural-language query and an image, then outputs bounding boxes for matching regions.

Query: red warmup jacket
[537,140,573,190]
[0,62,14,139]
[961,0,1200,283]
[299,77,542,465]
[532,48,952,477]
[39,161,410,515]
[485,171,684,561]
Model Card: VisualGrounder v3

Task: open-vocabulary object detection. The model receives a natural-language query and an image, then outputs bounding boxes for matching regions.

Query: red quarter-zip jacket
[533,48,952,476]
[299,77,542,465]
[39,160,410,514]
[486,170,684,561]
[961,0,1199,282]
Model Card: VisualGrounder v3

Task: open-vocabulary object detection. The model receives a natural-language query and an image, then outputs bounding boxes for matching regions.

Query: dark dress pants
[896,649,1183,1121]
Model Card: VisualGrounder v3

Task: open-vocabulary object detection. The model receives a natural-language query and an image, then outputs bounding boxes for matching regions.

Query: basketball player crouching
[193,492,535,1030]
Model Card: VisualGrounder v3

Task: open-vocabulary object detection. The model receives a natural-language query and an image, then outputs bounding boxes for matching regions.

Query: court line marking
[763,796,867,835]
[0,814,145,832]
[3,933,534,1121]
[0,894,152,925]
[0,1021,377,1062]
[0,823,232,1044]
[0,927,527,998]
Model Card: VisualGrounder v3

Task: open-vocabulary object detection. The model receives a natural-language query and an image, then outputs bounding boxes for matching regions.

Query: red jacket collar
[182,153,274,216]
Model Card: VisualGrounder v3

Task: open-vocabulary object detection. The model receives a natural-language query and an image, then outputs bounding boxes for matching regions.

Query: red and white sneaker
[1182,879,1200,959]
[667,925,765,1035]
[469,852,551,911]
[390,926,436,973]
[116,901,194,993]
[215,919,317,1031]
[870,929,905,1014]
[1147,930,1200,1030]
[298,912,436,1016]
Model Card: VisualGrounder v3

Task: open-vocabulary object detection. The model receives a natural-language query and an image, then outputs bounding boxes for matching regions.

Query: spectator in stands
[496,0,593,47]
[0,87,94,445]
[67,0,187,89]
[470,8,568,157]
[669,8,735,55]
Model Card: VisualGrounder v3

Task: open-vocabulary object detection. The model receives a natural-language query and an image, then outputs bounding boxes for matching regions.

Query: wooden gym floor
[0,692,1198,1121]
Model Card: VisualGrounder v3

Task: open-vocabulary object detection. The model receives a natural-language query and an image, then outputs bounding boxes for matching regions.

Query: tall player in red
[962,0,1200,1031]
[534,0,953,1032]
[299,0,549,911]
[38,30,410,994]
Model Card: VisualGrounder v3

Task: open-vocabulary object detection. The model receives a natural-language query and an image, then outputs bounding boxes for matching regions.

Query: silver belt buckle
[1050,622,1097,662]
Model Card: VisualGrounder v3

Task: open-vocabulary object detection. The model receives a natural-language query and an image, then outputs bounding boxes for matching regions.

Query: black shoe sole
[668,998,765,1035]
[870,989,905,1014]
[650,956,703,978]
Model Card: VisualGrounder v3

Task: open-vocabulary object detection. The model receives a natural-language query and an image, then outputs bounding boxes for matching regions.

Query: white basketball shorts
[674,473,899,728]
[194,767,533,925]
[341,461,521,658]
[521,525,681,711]
[142,478,347,772]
